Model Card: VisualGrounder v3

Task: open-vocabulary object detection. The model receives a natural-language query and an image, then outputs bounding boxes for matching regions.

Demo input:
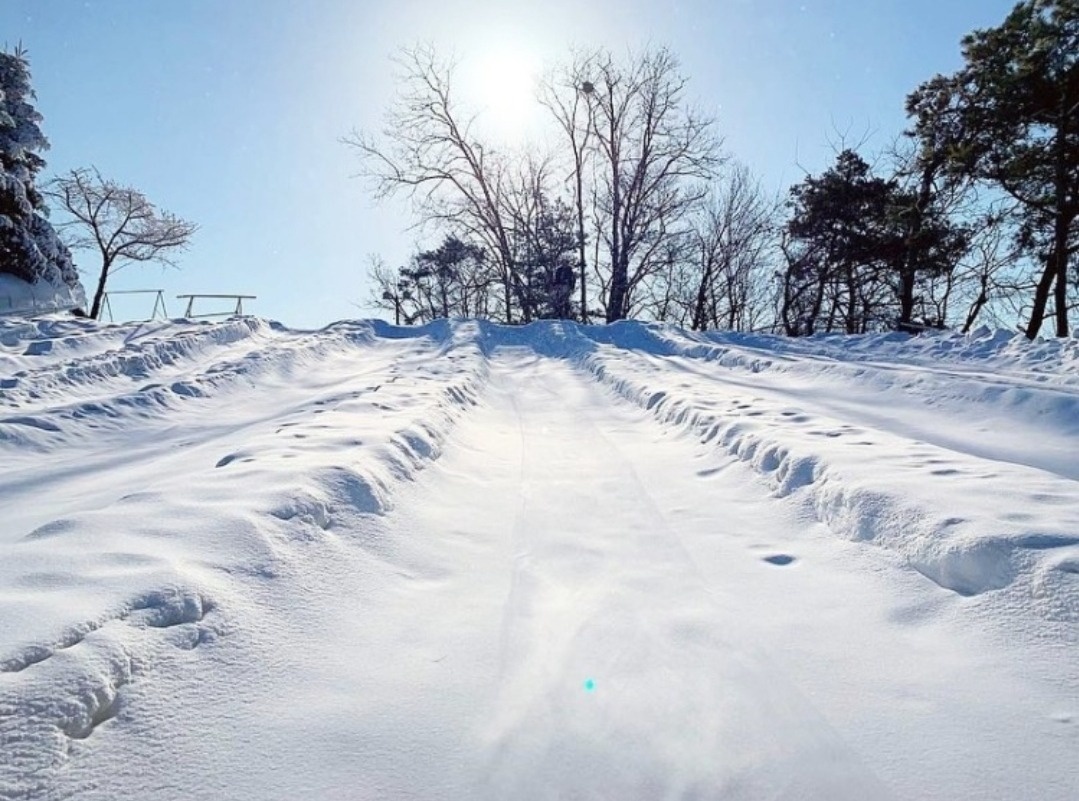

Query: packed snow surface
[1,315,1077,800]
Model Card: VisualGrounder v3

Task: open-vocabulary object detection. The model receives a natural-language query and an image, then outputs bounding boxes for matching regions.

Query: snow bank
[0,272,86,318]
[0,317,487,792]
[528,322,1079,624]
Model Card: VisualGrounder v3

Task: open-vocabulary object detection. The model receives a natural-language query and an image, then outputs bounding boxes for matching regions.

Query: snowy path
[1,318,1077,800]
[375,351,1073,799]
[430,352,896,798]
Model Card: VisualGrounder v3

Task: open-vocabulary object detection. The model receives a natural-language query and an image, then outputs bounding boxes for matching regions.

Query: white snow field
[1,315,1077,800]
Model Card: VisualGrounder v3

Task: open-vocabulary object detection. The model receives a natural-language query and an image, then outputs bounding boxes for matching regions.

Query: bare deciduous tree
[343,45,523,322]
[538,53,595,322]
[366,254,415,325]
[685,164,778,331]
[48,167,197,319]
[501,155,581,320]
[352,44,726,326]
[578,47,724,322]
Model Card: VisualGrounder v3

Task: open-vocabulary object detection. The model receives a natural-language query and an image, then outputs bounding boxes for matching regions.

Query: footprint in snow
[215,453,256,468]
[763,554,796,566]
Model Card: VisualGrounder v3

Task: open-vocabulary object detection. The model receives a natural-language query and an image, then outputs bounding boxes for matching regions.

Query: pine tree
[378,234,493,323]
[781,151,899,335]
[510,194,579,320]
[908,0,1079,337]
[780,150,968,335]
[0,47,82,302]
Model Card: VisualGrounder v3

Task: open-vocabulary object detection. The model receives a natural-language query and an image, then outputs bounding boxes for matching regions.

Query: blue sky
[1,0,1018,327]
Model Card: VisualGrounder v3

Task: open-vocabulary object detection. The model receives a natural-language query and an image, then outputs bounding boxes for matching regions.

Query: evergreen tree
[0,47,81,301]
[510,194,579,320]
[780,150,968,335]
[908,0,1079,337]
[889,163,970,330]
[377,234,492,324]
[781,151,899,335]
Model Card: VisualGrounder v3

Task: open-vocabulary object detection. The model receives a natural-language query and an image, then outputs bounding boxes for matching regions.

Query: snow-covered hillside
[1,315,1077,800]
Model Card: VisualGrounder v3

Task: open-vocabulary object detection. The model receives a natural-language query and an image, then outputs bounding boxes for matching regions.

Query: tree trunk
[844,264,859,334]
[1025,209,1073,339]
[89,260,111,320]
[1052,213,1072,337]
[898,269,916,328]
[808,275,828,336]
[900,161,934,327]
[780,270,799,336]
[502,271,514,325]
[962,274,989,334]
[691,254,713,331]
[1023,259,1056,339]
[575,163,588,324]
[1041,106,1074,338]
[606,256,628,323]
[606,151,625,323]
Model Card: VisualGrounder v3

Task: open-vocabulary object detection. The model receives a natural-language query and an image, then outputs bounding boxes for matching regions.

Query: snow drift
[0,316,1076,800]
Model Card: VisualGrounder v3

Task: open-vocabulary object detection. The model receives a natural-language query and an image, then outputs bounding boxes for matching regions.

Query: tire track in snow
[3,320,1075,799]
[0,320,389,451]
[0,316,181,376]
[653,326,1079,481]
[0,322,472,543]
[0,318,267,411]
[542,326,1079,621]
[467,344,1075,800]
[480,352,894,800]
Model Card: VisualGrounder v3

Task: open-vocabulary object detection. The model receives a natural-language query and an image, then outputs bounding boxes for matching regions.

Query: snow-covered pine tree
[0,47,84,309]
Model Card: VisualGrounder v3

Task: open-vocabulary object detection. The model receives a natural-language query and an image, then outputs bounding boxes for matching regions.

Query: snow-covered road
[1,317,1076,799]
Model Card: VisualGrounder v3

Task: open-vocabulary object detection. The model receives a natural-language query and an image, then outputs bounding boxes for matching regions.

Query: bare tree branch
[47,167,198,319]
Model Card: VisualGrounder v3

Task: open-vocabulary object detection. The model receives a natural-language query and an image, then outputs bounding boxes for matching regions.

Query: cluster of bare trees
[348,45,777,330]
[355,1,1079,339]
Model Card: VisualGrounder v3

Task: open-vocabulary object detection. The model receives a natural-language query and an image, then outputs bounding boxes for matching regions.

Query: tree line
[353,0,1079,339]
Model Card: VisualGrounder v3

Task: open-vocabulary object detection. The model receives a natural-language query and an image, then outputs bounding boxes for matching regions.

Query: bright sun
[461,46,542,143]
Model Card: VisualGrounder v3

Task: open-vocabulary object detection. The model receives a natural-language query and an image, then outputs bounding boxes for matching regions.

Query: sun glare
[461,46,542,143]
